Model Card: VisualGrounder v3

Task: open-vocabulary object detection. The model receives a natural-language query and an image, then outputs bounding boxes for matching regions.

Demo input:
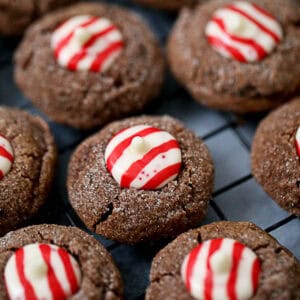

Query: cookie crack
[197,233,202,243]
[252,242,273,252]
[92,202,114,231]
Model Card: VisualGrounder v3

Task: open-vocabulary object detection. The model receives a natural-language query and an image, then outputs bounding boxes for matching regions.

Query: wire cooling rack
[0,0,299,299]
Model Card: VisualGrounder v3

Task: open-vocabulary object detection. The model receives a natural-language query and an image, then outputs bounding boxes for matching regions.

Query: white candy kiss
[4,243,82,300]
[181,238,261,300]
[105,125,182,190]
[0,134,14,179]
[51,15,124,72]
[205,1,283,62]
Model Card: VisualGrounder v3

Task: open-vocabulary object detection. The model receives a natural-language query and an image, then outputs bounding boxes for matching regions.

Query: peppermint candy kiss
[0,134,14,180]
[4,243,81,300]
[105,125,182,190]
[205,1,283,62]
[51,15,124,72]
[181,238,261,300]
[296,127,300,158]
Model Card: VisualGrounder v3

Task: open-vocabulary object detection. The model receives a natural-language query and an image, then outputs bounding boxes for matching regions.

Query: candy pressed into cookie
[0,107,57,236]
[146,221,300,300]
[15,2,165,129]
[0,224,123,299]
[0,0,78,35]
[252,98,300,216]
[168,0,300,113]
[67,116,214,243]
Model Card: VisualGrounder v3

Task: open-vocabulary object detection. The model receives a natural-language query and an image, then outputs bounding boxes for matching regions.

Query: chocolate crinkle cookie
[0,0,78,35]
[168,0,300,113]
[0,224,123,300]
[67,115,214,244]
[14,2,165,129]
[146,221,300,300]
[252,98,300,216]
[0,107,57,236]
[133,0,199,11]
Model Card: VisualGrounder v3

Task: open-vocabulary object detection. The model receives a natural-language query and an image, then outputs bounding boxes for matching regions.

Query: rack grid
[0,1,299,299]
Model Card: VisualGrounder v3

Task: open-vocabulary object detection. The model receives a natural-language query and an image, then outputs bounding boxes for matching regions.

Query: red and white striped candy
[205,1,283,62]
[4,243,81,300]
[105,125,182,190]
[0,134,14,180]
[51,15,124,72]
[296,127,300,158]
[181,238,261,300]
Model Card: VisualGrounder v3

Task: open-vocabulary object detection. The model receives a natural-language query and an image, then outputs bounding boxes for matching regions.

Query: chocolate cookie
[146,221,300,300]
[0,0,78,35]
[168,0,300,113]
[252,98,300,216]
[67,115,214,244]
[14,2,165,129]
[133,0,198,11]
[0,224,123,299]
[0,107,57,236]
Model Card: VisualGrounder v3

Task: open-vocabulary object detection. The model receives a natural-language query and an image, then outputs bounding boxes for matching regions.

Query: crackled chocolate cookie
[168,0,300,113]
[14,2,165,129]
[0,224,123,299]
[0,107,56,236]
[67,115,214,244]
[133,0,198,11]
[0,0,78,35]
[146,221,300,300]
[252,98,300,216]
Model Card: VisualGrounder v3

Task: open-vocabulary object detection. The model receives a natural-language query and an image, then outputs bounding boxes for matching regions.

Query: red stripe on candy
[66,25,117,71]
[207,36,247,62]
[0,145,13,162]
[106,127,161,172]
[227,242,244,300]
[83,25,117,49]
[142,163,181,190]
[251,3,276,21]
[120,139,180,188]
[90,40,124,72]
[212,17,267,60]
[0,170,3,180]
[251,258,261,293]
[295,140,300,157]
[57,248,79,294]
[185,244,203,292]
[226,5,280,42]
[67,52,87,71]
[54,17,99,58]
[39,244,66,300]
[15,248,38,300]
[204,239,223,300]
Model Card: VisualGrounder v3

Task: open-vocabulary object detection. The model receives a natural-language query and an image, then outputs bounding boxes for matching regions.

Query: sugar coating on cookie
[205,1,283,62]
[0,134,14,180]
[181,238,261,300]
[4,243,81,300]
[296,127,300,157]
[105,125,182,190]
[51,15,124,72]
